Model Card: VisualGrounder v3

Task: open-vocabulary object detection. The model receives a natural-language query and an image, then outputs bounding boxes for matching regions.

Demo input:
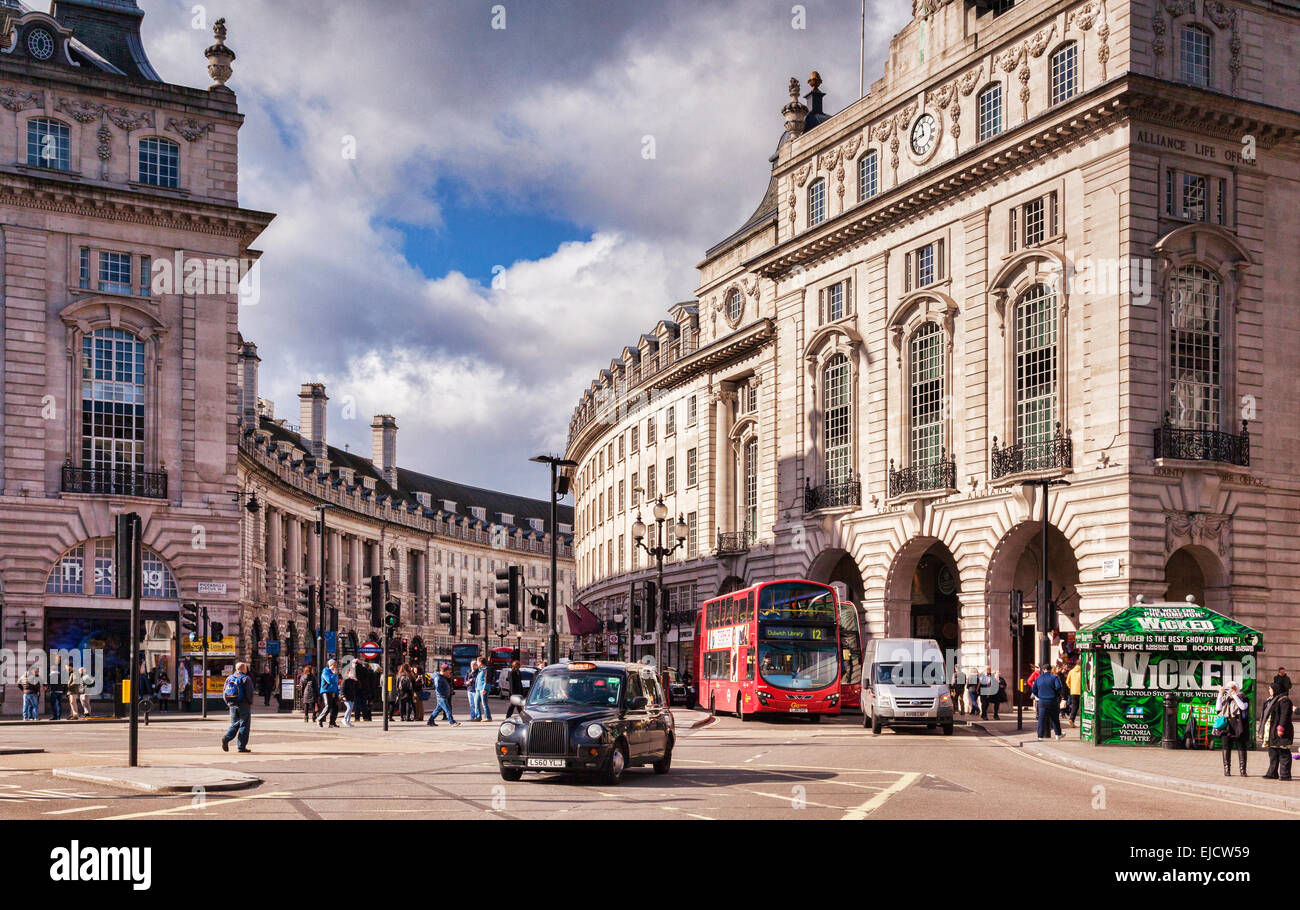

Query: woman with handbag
[1258,683,1294,781]
[1215,683,1250,777]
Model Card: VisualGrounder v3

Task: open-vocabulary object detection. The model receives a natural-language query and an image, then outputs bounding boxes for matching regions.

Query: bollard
[1162,696,1179,749]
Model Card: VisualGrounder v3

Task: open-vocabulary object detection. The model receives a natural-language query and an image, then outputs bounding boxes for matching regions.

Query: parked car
[662,667,696,707]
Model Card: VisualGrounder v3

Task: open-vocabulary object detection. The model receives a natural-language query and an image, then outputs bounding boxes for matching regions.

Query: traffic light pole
[127,515,141,767]
[201,607,209,720]
[381,630,389,733]
[548,459,559,665]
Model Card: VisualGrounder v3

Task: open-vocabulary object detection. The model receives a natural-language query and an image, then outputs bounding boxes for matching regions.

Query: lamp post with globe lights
[632,495,688,671]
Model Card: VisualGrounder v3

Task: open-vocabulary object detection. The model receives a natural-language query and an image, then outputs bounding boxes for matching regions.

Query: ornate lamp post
[632,496,688,670]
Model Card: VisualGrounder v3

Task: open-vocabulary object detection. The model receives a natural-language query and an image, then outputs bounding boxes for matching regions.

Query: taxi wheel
[653,738,673,774]
[500,767,523,782]
[603,742,628,785]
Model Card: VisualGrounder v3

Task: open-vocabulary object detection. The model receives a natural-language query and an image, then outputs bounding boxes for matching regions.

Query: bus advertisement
[696,579,842,720]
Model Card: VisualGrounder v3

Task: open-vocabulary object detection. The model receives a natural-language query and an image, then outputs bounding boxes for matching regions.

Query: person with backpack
[220,661,254,753]
[317,659,341,728]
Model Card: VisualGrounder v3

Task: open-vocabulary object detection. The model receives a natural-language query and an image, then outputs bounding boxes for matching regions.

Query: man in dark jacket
[1260,684,1294,781]
[1272,668,1292,696]
[220,661,255,753]
[1031,664,1065,740]
[505,660,525,718]
[427,664,460,727]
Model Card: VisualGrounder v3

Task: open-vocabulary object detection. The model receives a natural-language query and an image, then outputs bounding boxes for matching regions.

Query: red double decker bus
[696,579,842,720]
[837,599,865,712]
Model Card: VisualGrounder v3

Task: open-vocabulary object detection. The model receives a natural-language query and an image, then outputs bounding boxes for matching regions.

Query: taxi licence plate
[788,706,808,713]
[526,758,565,768]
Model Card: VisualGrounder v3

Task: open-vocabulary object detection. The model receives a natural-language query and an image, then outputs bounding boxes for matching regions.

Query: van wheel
[602,742,628,786]
[862,708,871,729]
[500,767,523,782]
[871,713,883,735]
[942,723,954,736]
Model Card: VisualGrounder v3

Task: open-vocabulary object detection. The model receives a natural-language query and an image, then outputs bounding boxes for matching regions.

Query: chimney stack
[372,414,398,489]
[298,383,327,462]
[238,341,259,428]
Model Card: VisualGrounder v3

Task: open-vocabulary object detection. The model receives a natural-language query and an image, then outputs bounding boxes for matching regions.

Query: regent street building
[565,0,1300,681]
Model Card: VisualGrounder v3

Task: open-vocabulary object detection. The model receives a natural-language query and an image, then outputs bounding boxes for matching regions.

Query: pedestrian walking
[300,665,318,724]
[978,666,995,720]
[219,661,254,753]
[156,667,171,712]
[342,666,359,727]
[964,670,980,716]
[1259,683,1293,781]
[470,657,493,722]
[505,660,525,717]
[47,665,64,721]
[1065,661,1082,727]
[1272,667,1292,697]
[18,666,40,721]
[66,660,82,721]
[427,664,460,726]
[355,662,373,721]
[395,663,414,721]
[993,670,1007,720]
[77,667,94,718]
[1031,663,1064,740]
[179,661,192,711]
[317,659,341,727]
[1215,683,1250,777]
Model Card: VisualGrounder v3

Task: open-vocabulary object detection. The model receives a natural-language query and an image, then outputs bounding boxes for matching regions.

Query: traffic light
[1009,589,1024,636]
[439,593,458,636]
[300,584,317,635]
[399,637,409,658]
[369,575,384,628]
[209,620,224,643]
[384,597,400,630]
[530,593,548,624]
[181,602,199,642]
[113,512,140,599]
[494,565,521,625]
[642,579,657,628]
[469,612,482,637]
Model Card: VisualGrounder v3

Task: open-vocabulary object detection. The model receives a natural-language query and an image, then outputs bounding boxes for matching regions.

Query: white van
[863,638,954,735]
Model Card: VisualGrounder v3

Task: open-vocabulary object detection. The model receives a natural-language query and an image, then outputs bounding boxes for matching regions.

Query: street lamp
[632,494,688,670]
[530,455,577,664]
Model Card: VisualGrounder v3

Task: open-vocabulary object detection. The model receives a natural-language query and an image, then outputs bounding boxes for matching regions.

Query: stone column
[267,508,284,602]
[285,515,303,593]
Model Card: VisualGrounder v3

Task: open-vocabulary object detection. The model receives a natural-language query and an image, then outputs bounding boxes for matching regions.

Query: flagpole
[860,0,866,98]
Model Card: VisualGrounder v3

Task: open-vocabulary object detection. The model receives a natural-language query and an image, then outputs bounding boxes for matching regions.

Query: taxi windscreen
[527,669,625,707]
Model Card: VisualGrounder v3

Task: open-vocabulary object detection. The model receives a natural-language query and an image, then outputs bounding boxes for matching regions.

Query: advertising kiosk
[1078,596,1263,747]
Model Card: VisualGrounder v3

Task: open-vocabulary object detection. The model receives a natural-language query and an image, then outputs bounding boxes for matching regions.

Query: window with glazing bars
[687,512,698,558]
[98,252,132,294]
[1168,266,1221,432]
[138,137,179,188]
[909,323,945,466]
[79,247,91,289]
[686,395,697,426]
[665,456,676,494]
[81,328,145,474]
[1180,26,1212,87]
[808,178,827,226]
[743,437,758,540]
[1014,284,1059,446]
[646,465,656,499]
[1050,43,1078,105]
[859,151,878,201]
[978,85,1002,141]
[27,118,69,170]
[46,548,84,594]
[686,447,698,486]
[823,354,853,485]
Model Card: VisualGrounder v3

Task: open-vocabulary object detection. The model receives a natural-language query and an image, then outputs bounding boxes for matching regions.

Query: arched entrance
[884,539,962,657]
[1164,545,1229,613]
[807,548,865,605]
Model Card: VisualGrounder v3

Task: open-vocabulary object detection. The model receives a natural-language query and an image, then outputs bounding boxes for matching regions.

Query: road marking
[841,771,920,820]
[99,791,294,820]
[44,805,108,815]
[662,805,715,820]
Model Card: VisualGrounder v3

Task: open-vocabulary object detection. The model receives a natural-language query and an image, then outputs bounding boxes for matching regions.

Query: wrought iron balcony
[61,464,168,499]
[804,474,862,513]
[716,531,750,556]
[888,452,957,498]
[990,423,1072,480]
[1154,414,1249,466]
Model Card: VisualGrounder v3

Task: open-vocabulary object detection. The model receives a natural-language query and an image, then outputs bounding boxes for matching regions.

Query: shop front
[45,607,178,712]
[1078,597,1263,746]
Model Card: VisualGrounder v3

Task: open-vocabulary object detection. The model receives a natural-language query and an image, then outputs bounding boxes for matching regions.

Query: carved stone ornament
[1067,0,1104,32]
[1026,24,1057,57]
[56,98,104,123]
[894,101,918,133]
[996,47,1023,73]
[1203,0,1235,27]
[0,87,43,112]
[927,82,956,110]
[794,163,814,187]
[1165,511,1231,557]
[96,124,112,162]
[958,65,984,96]
[106,106,154,132]
[1165,0,1195,16]
[166,117,214,142]
[872,118,895,143]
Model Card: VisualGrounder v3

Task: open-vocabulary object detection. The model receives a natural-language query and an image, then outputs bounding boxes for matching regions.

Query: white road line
[44,805,108,815]
[662,805,715,820]
[99,791,294,820]
[841,771,920,820]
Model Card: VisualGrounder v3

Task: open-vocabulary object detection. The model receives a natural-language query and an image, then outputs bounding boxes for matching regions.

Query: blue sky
[137,0,909,498]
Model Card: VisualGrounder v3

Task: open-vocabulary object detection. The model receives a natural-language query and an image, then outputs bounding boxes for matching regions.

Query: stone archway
[1164,544,1229,613]
[884,539,962,657]
[807,547,866,606]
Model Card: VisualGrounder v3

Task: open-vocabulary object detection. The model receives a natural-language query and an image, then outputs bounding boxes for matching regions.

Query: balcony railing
[61,464,168,499]
[1154,415,1250,467]
[804,474,862,513]
[991,423,1072,480]
[888,452,957,498]
[716,531,750,555]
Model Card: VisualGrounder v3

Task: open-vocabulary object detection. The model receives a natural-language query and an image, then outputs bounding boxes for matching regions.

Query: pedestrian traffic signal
[1009,589,1024,636]
[300,583,317,634]
[369,575,384,628]
[438,592,458,635]
[642,579,657,628]
[494,565,521,625]
[469,612,482,636]
[530,593,548,624]
[181,601,199,642]
[384,597,400,629]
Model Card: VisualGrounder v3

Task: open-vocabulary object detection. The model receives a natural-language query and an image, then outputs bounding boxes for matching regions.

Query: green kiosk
[1078,596,1263,747]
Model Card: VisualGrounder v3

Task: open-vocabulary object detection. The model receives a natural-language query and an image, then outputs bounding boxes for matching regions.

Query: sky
[139,0,909,499]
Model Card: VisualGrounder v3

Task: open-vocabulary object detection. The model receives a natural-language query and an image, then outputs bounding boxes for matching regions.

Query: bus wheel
[709,695,716,717]
[736,695,750,721]
[871,713,883,735]
[808,714,822,724]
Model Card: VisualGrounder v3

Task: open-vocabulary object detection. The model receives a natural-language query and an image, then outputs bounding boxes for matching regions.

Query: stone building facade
[566,0,1300,683]
[0,2,273,710]
[236,342,576,679]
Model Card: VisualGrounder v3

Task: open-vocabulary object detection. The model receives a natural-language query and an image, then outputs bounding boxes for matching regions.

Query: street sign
[607,633,618,646]
[265,640,281,655]
[324,630,338,653]
[359,641,382,659]
[197,582,227,594]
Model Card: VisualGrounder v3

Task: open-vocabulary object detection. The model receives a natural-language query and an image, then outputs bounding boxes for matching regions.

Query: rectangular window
[809,179,827,227]
[98,252,132,295]
[859,151,878,201]
[666,456,676,494]
[632,472,639,506]
[686,448,698,486]
[647,465,657,499]
[138,137,180,188]
[1050,43,1079,105]
[666,406,676,435]
[687,511,698,558]
[978,85,1002,142]
[824,279,848,323]
[618,434,625,459]
[618,480,625,512]
[909,240,945,289]
[631,426,639,452]
[607,485,613,519]
[619,534,625,573]
[27,118,70,171]
[139,255,151,297]
[646,415,656,445]
[1165,168,1226,224]
[79,247,90,290]
[1024,197,1045,246]
[686,395,697,426]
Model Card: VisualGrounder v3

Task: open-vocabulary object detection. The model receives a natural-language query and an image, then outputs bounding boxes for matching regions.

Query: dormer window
[471,506,486,521]
[27,118,69,171]
[138,137,180,188]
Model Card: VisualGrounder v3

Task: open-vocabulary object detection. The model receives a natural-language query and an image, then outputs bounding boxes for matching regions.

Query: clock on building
[910,113,938,157]
[26,27,55,61]
[937,565,957,596]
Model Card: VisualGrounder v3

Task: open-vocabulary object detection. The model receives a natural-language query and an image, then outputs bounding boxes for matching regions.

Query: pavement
[969,711,1300,813]
[52,765,261,793]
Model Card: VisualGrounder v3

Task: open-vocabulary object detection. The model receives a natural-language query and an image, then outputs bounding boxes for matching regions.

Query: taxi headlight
[585,723,605,739]
[499,722,516,737]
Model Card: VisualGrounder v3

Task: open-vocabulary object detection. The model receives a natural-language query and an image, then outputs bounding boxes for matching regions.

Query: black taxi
[495,659,674,785]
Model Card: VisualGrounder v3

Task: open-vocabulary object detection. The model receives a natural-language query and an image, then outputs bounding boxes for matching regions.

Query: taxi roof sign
[567,662,597,670]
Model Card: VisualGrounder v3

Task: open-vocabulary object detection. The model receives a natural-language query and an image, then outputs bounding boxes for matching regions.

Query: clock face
[910,113,938,156]
[27,28,55,61]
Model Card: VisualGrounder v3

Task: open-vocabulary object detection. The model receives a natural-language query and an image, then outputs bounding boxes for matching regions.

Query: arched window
[1050,43,1078,104]
[138,136,180,188]
[909,323,945,465]
[81,327,145,478]
[808,178,827,227]
[824,354,853,484]
[1180,25,1212,87]
[1014,283,1059,446]
[858,151,878,202]
[978,84,1002,141]
[27,117,69,170]
[45,539,177,598]
[742,437,759,541]
[1169,266,1221,431]
[725,287,743,324]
